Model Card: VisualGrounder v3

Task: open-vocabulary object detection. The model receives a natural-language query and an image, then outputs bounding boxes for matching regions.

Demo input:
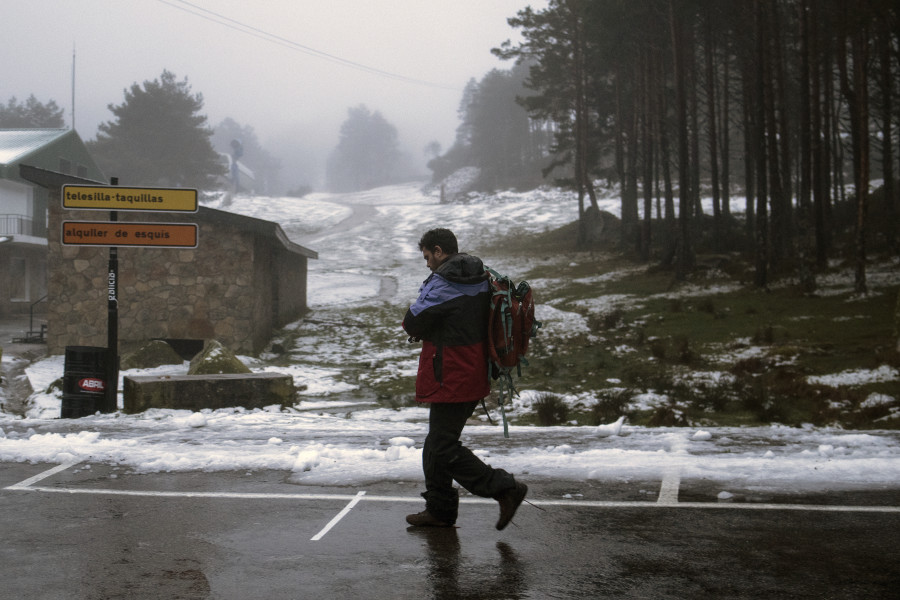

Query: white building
[0,128,105,320]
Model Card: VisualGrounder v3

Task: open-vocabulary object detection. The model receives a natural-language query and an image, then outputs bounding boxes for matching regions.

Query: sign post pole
[106,177,119,413]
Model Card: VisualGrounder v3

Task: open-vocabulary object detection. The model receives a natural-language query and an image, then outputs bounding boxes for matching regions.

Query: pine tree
[88,70,224,189]
[325,105,401,192]
[0,95,65,128]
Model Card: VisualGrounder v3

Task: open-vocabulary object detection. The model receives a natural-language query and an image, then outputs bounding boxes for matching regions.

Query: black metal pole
[106,177,119,413]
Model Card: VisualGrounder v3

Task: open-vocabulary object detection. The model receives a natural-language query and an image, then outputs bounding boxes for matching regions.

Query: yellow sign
[62,185,198,213]
[62,221,199,248]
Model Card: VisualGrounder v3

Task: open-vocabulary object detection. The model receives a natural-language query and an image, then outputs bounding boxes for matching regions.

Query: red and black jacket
[402,253,491,403]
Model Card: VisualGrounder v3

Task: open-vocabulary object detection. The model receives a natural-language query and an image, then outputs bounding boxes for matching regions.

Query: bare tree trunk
[896,290,900,355]
[821,19,836,264]
[571,2,598,249]
[614,60,626,208]
[877,14,896,255]
[690,33,702,221]
[658,46,677,268]
[670,0,694,280]
[798,0,817,293]
[765,0,787,274]
[624,99,641,250]
[832,77,847,206]
[811,0,828,269]
[837,3,870,295]
[641,48,655,262]
[773,1,793,271]
[720,47,732,221]
[851,25,870,295]
[754,1,770,288]
[739,29,757,242]
[704,9,722,249]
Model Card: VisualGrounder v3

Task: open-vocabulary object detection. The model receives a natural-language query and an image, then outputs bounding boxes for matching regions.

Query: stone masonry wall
[46,188,287,355]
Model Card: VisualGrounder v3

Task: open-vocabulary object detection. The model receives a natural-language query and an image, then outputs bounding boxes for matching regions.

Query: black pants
[422,400,516,524]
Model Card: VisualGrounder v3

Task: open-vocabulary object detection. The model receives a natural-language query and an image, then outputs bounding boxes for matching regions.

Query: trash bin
[61,346,107,418]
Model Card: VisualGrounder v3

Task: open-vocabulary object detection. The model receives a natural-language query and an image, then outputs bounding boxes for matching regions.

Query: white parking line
[5,461,81,490]
[658,467,682,504]
[311,491,366,541]
[6,464,900,514]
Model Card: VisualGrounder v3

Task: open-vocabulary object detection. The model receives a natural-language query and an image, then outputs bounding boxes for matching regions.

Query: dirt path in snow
[303,201,399,304]
[303,202,378,244]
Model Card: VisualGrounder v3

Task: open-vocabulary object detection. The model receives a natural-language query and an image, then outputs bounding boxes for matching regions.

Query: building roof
[0,129,71,165]
[18,163,103,187]
[197,206,317,259]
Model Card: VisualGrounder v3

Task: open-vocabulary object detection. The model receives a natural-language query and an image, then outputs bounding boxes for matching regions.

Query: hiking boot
[495,482,528,530]
[406,509,453,528]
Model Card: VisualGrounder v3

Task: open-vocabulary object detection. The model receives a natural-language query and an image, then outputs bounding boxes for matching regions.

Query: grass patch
[533,392,570,425]
[479,227,898,428]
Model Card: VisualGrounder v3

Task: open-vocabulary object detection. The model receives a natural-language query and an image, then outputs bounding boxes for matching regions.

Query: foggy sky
[1,0,544,189]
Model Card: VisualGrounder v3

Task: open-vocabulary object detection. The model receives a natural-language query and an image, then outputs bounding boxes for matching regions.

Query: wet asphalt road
[2,462,899,599]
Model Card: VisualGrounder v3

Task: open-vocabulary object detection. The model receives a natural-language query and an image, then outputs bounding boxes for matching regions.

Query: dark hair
[418,228,458,255]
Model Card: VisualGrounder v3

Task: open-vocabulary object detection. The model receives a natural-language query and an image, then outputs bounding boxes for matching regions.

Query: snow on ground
[2,405,898,491]
[807,365,900,387]
[1,183,898,490]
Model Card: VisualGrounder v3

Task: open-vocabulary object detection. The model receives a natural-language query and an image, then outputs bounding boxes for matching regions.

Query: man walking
[402,228,527,530]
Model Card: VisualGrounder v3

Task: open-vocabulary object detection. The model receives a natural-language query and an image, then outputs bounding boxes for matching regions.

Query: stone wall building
[24,166,316,355]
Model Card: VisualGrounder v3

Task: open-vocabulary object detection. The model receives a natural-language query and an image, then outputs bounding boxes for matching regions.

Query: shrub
[674,335,698,365]
[591,389,631,424]
[534,392,569,426]
[648,402,690,426]
[698,298,716,314]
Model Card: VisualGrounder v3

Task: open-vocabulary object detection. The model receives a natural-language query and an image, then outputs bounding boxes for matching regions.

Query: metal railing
[0,214,34,236]
[13,295,48,344]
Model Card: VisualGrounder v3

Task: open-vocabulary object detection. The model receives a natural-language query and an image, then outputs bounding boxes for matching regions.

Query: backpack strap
[480,397,495,426]
[494,368,516,438]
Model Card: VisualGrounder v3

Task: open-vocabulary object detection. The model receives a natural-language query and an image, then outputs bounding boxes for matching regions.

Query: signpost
[61,221,199,248]
[62,185,198,212]
[60,182,199,415]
